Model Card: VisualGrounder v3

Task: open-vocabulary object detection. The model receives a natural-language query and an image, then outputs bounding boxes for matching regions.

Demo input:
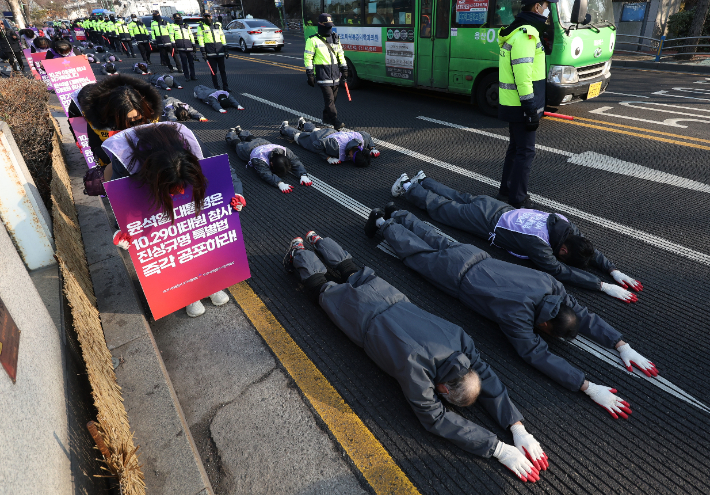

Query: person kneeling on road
[279,117,380,167]
[283,232,547,482]
[100,62,118,75]
[103,122,245,318]
[365,207,659,418]
[162,95,207,122]
[102,53,122,63]
[133,62,152,75]
[225,126,311,193]
[193,84,243,113]
[391,172,643,303]
[150,73,183,90]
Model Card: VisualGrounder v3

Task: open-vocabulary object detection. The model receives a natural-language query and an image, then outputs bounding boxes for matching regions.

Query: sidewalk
[612,53,710,73]
[53,110,368,494]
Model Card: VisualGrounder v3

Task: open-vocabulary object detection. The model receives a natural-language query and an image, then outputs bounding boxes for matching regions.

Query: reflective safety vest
[151,20,173,46]
[105,21,116,35]
[128,21,150,42]
[304,34,347,87]
[115,20,131,39]
[169,23,195,51]
[497,24,546,123]
[196,22,225,56]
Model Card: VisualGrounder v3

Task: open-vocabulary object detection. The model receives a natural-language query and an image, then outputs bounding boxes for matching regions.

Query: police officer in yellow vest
[128,14,152,64]
[196,13,229,91]
[115,18,135,58]
[151,11,182,72]
[170,13,198,82]
[497,0,554,209]
[106,14,120,52]
[304,13,348,130]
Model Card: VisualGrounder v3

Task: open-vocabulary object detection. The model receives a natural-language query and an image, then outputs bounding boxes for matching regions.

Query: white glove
[327,157,341,165]
[611,270,643,292]
[370,148,380,158]
[511,424,548,471]
[600,282,637,303]
[493,442,539,482]
[219,109,227,114]
[300,175,312,186]
[112,230,131,250]
[277,182,293,194]
[617,343,658,377]
[583,382,632,419]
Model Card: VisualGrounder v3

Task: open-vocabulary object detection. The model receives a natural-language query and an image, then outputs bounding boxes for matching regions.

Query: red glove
[370,148,380,158]
[113,230,132,250]
[278,182,293,194]
[300,175,312,186]
[230,194,246,211]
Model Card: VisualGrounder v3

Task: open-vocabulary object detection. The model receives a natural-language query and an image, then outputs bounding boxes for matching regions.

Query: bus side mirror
[571,0,588,24]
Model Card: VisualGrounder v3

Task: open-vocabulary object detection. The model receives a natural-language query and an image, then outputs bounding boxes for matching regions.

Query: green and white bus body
[302,0,616,115]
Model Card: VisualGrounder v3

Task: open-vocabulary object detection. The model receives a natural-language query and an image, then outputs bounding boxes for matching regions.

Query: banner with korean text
[104,154,250,319]
[68,117,96,168]
[23,49,51,87]
[43,56,96,117]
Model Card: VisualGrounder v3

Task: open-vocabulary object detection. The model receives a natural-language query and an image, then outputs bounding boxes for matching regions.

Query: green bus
[302,0,617,115]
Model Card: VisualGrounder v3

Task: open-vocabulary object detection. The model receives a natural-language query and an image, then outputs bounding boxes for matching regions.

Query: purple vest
[49,48,74,58]
[101,123,204,175]
[493,209,568,259]
[330,131,363,162]
[248,144,285,167]
[208,90,229,100]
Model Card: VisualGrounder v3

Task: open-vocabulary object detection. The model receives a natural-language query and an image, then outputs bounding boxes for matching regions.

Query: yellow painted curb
[229,281,420,495]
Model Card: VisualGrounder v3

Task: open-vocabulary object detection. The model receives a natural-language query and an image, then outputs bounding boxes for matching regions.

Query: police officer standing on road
[115,17,135,58]
[170,13,198,82]
[496,0,555,209]
[151,11,182,73]
[304,13,348,130]
[128,14,152,64]
[196,13,229,91]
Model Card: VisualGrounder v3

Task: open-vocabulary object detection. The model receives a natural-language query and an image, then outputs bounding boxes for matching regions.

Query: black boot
[364,208,384,238]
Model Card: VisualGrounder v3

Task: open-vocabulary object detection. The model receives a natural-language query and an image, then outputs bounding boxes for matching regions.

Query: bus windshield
[557,0,615,27]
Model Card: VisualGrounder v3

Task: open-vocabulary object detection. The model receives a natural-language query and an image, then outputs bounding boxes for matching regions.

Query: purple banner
[104,154,251,320]
[68,117,96,168]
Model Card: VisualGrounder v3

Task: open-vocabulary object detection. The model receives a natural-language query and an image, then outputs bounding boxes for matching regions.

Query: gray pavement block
[210,370,368,495]
[111,334,212,495]
[71,189,119,267]
[611,59,710,74]
[28,264,62,339]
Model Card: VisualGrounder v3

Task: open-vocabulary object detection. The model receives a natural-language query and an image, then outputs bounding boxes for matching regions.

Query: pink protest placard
[74,29,86,41]
[42,56,96,117]
[68,117,96,168]
[104,154,251,320]
[23,49,51,87]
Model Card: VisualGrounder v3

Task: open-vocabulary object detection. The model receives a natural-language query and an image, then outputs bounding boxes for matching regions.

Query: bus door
[417,0,452,88]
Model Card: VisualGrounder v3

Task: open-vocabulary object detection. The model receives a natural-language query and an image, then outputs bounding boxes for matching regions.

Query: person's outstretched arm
[250,159,282,188]
[206,96,222,112]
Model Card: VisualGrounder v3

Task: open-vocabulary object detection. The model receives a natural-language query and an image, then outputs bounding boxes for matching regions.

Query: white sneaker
[391,173,410,197]
[209,290,229,306]
[297,116,306,131]
[219,109,227,114]
[409,170,427,187]
[186,300,205,318]
[279,120,288,135]
[237,105,245,110]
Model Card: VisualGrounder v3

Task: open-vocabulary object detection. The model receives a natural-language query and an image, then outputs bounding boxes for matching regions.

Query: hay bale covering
[50,118,145,495]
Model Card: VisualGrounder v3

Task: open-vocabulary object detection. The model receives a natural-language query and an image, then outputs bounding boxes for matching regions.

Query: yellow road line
[228,281,420,495]
[231,54,305,72]
[573,116,710,144]
[547,117,710,151]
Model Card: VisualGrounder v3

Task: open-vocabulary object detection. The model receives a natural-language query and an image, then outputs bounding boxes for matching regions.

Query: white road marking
[620,101,710,115]
[605,91,650,98]
[652,90,710,102]
[668,87,710,94]
[309,177,710,415]
[240,93,710,267]
[588,106,705,128]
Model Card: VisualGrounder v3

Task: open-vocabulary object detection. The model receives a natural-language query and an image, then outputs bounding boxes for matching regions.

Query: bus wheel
[475,73,499,117]
[346,59,361,89]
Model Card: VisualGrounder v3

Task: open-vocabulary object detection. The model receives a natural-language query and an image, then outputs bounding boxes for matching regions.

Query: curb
[52,110,215,495]
[612,59,710,74]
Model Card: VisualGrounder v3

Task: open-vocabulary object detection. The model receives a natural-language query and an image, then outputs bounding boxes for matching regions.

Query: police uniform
[170,14,197,81]
[497,0,555,209]
[128,17,151,63]
[304,13,348,129]
[196,16,229,90]
[150,13,182,72]
[114,19,135,57]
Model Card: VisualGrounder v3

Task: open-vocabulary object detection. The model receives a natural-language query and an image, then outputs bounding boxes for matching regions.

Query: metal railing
[615,34,710,61]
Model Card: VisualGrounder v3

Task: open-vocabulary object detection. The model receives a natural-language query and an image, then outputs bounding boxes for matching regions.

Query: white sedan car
[223,19,284,53]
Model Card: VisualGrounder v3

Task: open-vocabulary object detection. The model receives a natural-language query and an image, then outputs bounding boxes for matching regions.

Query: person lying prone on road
[364,206,659,419]
[161,96,207,122]
[283,232,548,482]
[100,62,118,75]
[225,126,312,193]
[150,73,183,91]
[391,172,643,303]
[193,84,243,113]
[279,116,380,167]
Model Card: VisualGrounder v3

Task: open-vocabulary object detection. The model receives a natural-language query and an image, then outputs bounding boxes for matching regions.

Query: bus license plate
[587,82,602,99]
[265,41,276,45]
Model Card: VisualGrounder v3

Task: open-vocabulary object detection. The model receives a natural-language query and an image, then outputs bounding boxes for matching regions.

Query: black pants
[5,49,24,70]
[119,37,134,57]
[320,85,339,124]
[499,121,537,205]
[137,43,150,63]
[159,46,182,71]
[207,56,228,89]
[178,51,195,79]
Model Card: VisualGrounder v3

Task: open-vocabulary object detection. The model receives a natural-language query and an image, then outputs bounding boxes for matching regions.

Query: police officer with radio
[304,13,348,130]
[496,0,554,209]
[196,13,229,91]
[170,13,198,81]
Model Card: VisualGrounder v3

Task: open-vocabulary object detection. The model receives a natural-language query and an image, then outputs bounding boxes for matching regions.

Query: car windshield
[245,20,278,29]
[557,0,616,27]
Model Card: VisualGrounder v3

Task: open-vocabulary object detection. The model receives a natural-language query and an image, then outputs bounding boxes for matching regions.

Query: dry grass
[50,117,145,495]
